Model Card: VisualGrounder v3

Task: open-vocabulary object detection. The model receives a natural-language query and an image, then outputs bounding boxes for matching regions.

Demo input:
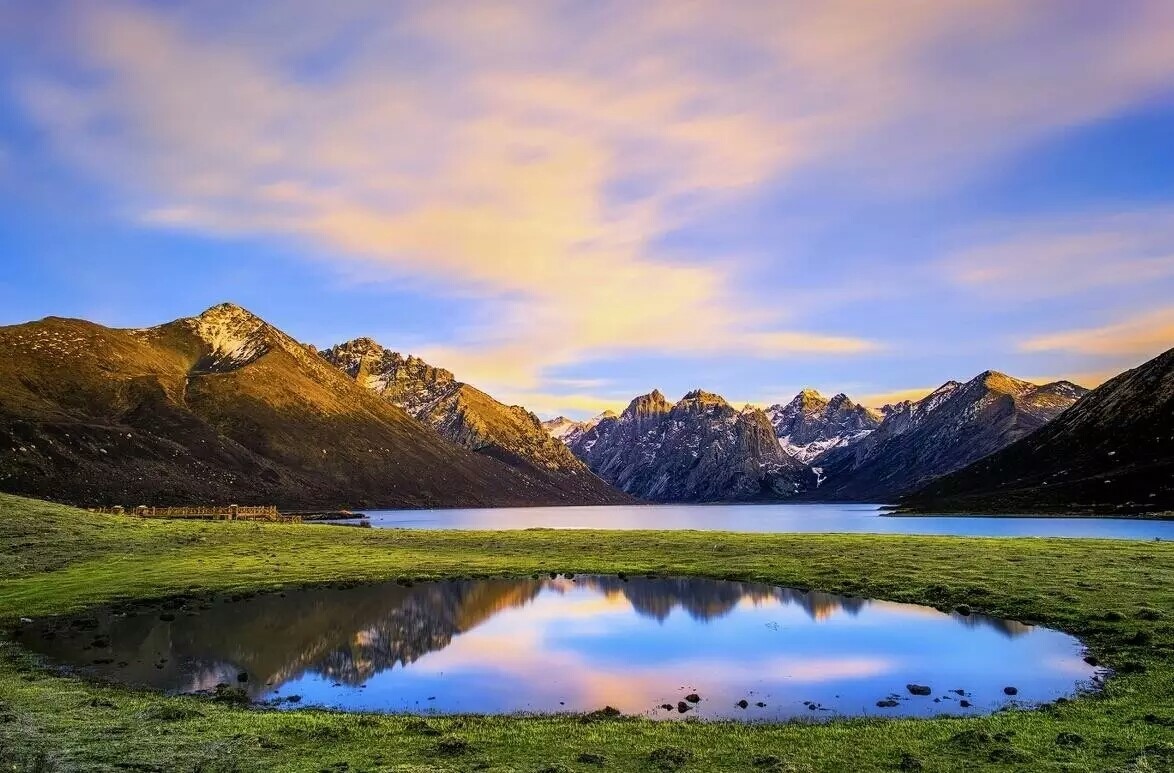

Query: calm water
[19,576,1100,720]
[347,503,1174,539]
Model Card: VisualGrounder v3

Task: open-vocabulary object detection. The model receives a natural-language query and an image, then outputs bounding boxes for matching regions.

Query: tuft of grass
[0,492,1172,771]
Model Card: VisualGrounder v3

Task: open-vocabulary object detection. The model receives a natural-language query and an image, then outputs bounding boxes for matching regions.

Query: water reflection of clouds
[23,575,1092,719]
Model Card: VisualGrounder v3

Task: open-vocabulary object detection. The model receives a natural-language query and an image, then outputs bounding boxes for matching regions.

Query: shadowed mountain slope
[320,338,629,504]
[901,348,1174,514]
[809,371,1088,502]
[765,389,882,462]
[567,389,812,502]
[0,304,624,508]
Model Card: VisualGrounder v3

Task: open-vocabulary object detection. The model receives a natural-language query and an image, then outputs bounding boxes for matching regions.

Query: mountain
[765,389,882,462]
[541,411,617,445]
[320,338,627,503]
[901,349,1174,514]
[566,389,812,502]
[808,371,1088,502]
[0,304,626,508]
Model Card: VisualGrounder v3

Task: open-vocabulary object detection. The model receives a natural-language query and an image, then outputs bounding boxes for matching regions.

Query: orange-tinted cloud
[1019,307,1174,358]
[14,0,1174,395]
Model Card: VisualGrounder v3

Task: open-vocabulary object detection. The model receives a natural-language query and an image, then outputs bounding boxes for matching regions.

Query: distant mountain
[541,411,617,445]
[0,304,626,508]
[902,349,1173,514]
[321,339,627,503]
[765,389,882,462]
[566,389,812,502]
[809,371,1088,502]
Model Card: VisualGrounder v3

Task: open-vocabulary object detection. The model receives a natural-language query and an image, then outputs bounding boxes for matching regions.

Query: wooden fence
[86,504,302,523]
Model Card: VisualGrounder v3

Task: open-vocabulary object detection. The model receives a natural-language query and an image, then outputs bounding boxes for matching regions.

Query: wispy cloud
[9,0,1174,396]
[942,209,1174,299]
[1019,307,1174,357]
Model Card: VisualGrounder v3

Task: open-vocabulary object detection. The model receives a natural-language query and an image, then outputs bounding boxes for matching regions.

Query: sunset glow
[2,1,1172,415]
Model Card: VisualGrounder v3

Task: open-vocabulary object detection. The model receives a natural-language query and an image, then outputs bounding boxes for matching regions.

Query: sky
[1,1,1173,419]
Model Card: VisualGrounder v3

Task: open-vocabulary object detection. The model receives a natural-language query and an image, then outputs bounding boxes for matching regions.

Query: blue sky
[1,1,1173,418]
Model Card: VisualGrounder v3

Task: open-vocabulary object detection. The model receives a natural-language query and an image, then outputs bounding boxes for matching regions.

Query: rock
[955,605,971,616]
[736,699,749,708]
[876,699,899,708]
[660,703,674,711]
[1003,686,1018,696]
[960,700,972,708]
[677,701,691,713]
[1083,655,1100,666]
[906,684,932,696]
[684,693,701,703]
[755,701,767,707]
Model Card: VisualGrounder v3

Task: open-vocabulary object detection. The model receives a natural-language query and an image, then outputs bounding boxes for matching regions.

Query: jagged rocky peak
[763,387,881,464]
[184,302,272,370]
[674,389,732,414]
[543,410,619,443]
[321,339,455,394]
[623,389,672,420]
[566,385,809,502]
[972,369,1037,395]
[794,388,828,410]
[1042,379,1087,398]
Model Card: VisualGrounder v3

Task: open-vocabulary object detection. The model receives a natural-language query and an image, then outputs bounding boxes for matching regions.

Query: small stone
[960,700,972,708]
[906,684,932,696]
[1003,686,1018,696]
[684,693,701,703]
[736,699,749,708]
[876,699,899,708]
[677,701,691,713]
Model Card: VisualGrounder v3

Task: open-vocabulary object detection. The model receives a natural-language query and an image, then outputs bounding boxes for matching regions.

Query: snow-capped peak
[186,302,271,369]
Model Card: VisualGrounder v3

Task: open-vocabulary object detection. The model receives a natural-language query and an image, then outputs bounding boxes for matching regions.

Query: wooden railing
[85,504,301,523]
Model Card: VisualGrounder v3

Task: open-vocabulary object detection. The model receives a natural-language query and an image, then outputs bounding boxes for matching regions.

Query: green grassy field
[1,493,1172,772]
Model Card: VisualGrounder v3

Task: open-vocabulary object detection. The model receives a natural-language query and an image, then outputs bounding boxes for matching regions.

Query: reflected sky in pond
[348,503,1174,539]
[18,576,1101,720]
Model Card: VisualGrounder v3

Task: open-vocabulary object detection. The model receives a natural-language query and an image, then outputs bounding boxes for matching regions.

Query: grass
[0,492,1172,771]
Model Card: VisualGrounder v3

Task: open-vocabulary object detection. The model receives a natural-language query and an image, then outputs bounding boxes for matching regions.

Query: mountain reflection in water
[20,575,1076,720]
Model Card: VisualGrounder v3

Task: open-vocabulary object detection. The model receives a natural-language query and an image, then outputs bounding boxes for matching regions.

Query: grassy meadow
[0,492,1171,772]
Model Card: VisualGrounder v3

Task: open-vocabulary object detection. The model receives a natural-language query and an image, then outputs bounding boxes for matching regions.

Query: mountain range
[0,302,1166,514]
[319,337,624,504]
[553,373,1087,504]
[764,390,883,463]
[0,304,626,509]
[566,390,812,502]
[901,347,1173,514]
[809,372,1088,501]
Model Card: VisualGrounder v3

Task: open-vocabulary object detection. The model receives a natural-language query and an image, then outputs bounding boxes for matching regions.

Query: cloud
[10,0,1174,396]
[857,387,938,409]
[942,209,1174,299]
[1019,307,1174,357]
[496,391,628,419]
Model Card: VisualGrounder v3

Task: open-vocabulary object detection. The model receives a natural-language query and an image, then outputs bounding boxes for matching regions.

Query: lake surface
[347,503,1174,540]
[19,576,1101,720]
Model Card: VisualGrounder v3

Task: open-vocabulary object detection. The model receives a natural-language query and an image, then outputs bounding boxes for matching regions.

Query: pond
[344,503,1174,539]
[17,576,1102,721]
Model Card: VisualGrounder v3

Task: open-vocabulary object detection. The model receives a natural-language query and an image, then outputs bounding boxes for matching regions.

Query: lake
[346,503,1174,539]
[18,575,1101,720]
